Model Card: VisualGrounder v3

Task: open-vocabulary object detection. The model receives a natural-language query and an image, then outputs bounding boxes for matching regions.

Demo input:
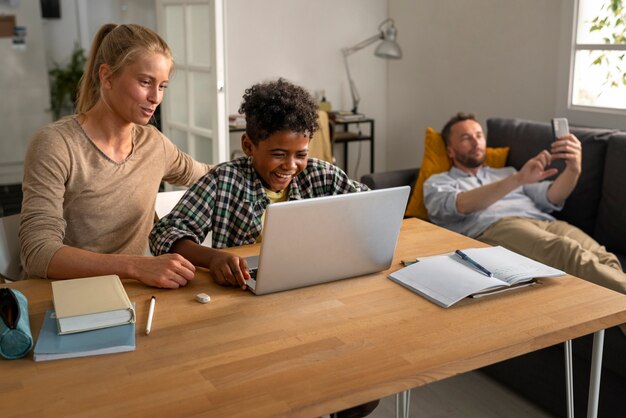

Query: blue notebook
[33,306,136,362]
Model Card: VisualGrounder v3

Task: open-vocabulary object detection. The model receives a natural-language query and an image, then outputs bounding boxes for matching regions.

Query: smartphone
[551,118,569,139]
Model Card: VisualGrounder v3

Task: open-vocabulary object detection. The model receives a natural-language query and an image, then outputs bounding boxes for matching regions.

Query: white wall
[0,0,51,184]
[387,0,562,170]
[42,0,157,67]
[37,0,389,178]
[1,0,572,185]
[225,0,389,178]
[41,0,80,68]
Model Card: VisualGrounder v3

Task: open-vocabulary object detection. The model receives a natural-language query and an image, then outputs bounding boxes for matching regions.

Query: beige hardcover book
[52,275,135,335]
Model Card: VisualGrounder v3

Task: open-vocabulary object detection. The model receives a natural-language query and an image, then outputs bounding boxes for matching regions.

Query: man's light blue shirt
[423,166,563,238]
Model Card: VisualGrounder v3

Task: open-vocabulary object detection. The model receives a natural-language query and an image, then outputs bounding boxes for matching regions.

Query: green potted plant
[48,45,86,120]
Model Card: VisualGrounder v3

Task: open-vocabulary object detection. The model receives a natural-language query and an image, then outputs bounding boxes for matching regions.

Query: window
[571,0,626,110]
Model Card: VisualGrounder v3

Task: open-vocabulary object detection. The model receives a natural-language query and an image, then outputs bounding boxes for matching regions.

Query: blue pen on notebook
[455,250,493,277]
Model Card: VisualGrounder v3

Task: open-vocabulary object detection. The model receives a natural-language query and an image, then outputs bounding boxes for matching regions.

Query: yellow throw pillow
[404,127,510,220]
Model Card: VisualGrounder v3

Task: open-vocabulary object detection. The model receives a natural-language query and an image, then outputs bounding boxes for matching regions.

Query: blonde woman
[19,24,210,288]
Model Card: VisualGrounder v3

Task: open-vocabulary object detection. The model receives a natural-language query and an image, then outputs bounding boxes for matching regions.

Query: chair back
[309,110,334,164]
[155,190,186,219]
[0,214,21,282]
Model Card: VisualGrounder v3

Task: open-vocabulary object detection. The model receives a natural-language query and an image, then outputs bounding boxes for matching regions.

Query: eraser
[195,293,211,304]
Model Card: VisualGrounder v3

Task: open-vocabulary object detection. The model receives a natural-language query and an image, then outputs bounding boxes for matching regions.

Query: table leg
[343,142,348,175]
[564,340,574,418]
[369,119,375,173]
[395,390,410,418]
[587,330,604,418]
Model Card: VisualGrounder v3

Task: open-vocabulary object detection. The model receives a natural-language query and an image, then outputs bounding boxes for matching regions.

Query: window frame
[556,0,626,130]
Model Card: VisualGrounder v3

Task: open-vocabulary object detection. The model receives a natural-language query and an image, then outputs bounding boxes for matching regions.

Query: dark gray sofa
[361,117,626,417]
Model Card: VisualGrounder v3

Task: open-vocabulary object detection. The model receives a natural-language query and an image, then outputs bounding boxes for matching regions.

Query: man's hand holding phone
[550,117,581,176]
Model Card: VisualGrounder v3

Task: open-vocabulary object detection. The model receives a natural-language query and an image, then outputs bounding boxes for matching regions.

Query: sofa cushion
[561,126,612,236]
[487,118,611,236]
[595,134,626,257]
[405,128,451,219]
[487,118,554,169]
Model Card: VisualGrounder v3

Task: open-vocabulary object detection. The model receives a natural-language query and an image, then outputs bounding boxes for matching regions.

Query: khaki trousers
[478,217,626,333]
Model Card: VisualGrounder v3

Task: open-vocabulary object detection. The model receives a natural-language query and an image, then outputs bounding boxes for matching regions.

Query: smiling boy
[149,79,368,288]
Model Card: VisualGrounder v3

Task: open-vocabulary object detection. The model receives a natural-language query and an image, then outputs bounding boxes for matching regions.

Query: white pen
[146,296,156,335]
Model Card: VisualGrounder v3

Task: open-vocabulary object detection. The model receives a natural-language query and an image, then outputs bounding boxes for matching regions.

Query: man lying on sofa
[423,112,626,307]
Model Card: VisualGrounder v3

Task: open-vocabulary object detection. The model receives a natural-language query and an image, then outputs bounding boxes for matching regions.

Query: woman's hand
[127,253,196,288]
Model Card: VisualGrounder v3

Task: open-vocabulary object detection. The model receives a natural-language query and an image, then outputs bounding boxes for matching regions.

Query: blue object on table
[454,249,493,277]
[33,307,136,361]
[0,288,34,359]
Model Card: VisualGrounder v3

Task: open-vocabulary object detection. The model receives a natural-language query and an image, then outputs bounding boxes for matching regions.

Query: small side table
[229,125,246,133]
[332,118,375,174]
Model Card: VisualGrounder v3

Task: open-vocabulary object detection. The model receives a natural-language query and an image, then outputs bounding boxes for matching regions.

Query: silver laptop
[245,186,410,295]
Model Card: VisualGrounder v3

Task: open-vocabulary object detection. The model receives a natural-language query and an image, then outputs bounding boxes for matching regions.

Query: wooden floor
[369,371,554,418]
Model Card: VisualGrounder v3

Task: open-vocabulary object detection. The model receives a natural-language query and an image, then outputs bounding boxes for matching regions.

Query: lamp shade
[375,40,402,59]
[375,23,402,59]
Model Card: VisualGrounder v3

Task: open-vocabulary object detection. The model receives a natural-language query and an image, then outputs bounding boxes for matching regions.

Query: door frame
[156,0,228,164]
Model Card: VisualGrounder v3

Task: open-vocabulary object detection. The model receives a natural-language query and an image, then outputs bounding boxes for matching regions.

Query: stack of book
[328,111,367,122]
[228,114,246,129]
[33,275,136,361]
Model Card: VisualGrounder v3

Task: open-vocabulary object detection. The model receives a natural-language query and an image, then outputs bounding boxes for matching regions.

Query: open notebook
[389,246,565,307]
[246,186,410,295]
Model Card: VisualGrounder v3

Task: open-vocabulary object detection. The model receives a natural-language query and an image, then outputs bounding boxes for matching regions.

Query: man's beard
[456,152,486,169]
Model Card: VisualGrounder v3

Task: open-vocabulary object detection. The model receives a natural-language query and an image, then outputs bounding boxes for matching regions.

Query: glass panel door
[156,0,227,170]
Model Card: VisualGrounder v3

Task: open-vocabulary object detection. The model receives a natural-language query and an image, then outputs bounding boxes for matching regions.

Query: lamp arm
[342,32,383,57]
[342,53,360,114]
[341,33,382,114]
[339,19,398,114]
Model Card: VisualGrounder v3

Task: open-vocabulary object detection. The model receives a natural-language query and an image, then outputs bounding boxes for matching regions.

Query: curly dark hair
[238,78,319,144]
[441,112,477,145]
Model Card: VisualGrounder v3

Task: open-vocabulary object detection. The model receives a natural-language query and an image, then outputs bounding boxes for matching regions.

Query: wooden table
[2,218,626,417]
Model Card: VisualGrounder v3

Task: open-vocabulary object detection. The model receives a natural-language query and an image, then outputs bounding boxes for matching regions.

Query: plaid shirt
[149,156,368,254]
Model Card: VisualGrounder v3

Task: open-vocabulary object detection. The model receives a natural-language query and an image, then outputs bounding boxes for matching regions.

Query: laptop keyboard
[248,268,257,279]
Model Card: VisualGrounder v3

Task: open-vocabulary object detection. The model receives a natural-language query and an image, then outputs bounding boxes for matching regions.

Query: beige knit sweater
[19,117,210,278]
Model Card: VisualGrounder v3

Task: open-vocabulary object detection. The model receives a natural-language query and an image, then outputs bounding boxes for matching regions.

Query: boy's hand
[208,251,249,289]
